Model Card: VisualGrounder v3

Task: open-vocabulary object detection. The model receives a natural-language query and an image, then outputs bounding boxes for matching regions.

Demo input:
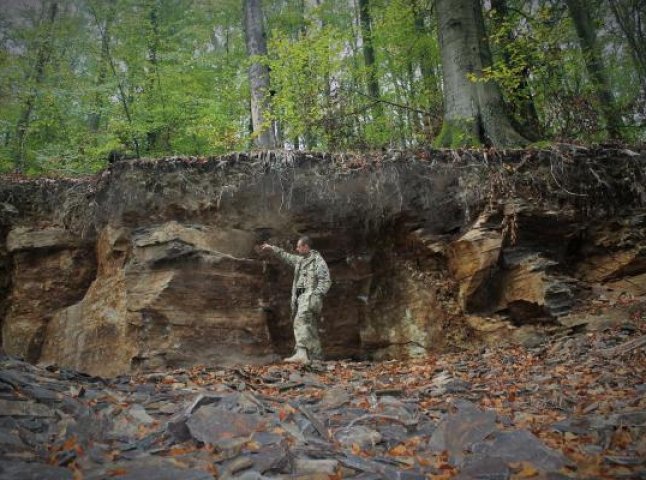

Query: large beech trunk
[243,0,277,148]
[435,0,527,147]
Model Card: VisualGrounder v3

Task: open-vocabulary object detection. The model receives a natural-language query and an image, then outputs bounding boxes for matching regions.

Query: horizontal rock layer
[0,147,644,375]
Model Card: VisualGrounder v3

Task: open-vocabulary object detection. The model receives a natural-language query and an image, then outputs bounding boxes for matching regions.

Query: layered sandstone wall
[0,147,644,375]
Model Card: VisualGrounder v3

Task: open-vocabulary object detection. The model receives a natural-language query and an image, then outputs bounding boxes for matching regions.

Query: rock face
[38,223,276,376]
[1,148,645,375]
[3,227,96,363]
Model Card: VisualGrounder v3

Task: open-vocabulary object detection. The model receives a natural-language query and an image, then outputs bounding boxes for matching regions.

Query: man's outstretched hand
[259,243,273,252]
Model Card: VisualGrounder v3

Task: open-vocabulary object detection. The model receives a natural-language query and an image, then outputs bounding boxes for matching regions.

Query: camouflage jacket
[269,246,331,311]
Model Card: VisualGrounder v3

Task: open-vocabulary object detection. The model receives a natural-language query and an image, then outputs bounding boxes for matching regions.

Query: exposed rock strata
[0,147,644,375]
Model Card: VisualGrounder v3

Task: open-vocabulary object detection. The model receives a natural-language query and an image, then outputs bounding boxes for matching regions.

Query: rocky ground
[0,308,644,480]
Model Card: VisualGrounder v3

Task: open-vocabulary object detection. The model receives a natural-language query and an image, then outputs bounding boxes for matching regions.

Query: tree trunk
[490,0,541,140]
[89,9,112,132]
[145,1,170,153]
[89,1,140,158]
[566,0,623,139]
[412,0,439,141]
[357,0,382,117]
[435,0,528,147]
[608,0,646,93]
[243,0,277,149]
[12,1,59,172]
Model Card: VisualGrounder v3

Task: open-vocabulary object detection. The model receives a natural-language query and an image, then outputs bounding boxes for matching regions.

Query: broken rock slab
[471,430,572,473]
[186,405,269,448]
[335,425,383,450]
[427,399,497,466]
[454,455,510,480]
[0,460,73,480]
[0,399,55,418]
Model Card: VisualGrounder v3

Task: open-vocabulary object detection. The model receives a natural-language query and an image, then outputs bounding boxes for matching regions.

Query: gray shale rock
[471,430,573,473]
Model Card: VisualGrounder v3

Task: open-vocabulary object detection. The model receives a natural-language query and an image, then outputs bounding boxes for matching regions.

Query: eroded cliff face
[0,148,644,376]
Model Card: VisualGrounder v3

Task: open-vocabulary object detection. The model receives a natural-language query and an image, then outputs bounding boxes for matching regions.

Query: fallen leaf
[108,468,128,477]
[388,444,410,456]
[510,461,539,478]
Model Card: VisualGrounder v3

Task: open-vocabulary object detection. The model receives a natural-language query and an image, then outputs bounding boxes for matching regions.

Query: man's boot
[283,347,310,365]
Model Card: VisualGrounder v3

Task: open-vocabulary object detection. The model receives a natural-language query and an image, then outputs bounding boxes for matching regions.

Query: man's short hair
[298,235,312,247]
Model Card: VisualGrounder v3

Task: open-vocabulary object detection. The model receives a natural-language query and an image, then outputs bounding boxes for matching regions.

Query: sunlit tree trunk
[243,0,277,148]
[566,0,623,139]
[435,0,528,147]
[12,1,58,172]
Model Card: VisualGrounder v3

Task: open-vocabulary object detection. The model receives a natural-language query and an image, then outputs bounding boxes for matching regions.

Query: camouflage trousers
[292,293,323,360]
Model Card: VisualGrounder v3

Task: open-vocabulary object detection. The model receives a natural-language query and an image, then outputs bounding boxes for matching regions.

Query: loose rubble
[0,317,644,479]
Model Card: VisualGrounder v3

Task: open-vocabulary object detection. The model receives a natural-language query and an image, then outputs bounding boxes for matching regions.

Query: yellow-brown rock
[0,149,644,373]
[448,217,502,312]
[2,228,95,362]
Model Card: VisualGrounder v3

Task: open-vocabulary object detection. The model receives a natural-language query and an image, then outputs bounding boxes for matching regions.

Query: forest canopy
[0,0,644,174]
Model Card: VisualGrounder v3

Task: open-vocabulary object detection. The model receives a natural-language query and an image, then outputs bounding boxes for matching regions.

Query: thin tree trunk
[89,10,112,132]
[412,0,439,141]
[146,1,170,153]
[490,0,541,140]
[146,3,159,151]
[566,0,623,139]
[12,1,58,172]
[306,0,338,149]
[357,0,381,117]
[435,0,528,147]
[89,1,140,158]
[297,0,320,149]
[608,0,646,92]
[243,0,277,149]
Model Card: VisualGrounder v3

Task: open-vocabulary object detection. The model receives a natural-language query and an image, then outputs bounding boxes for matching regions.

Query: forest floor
[0,305,644,479]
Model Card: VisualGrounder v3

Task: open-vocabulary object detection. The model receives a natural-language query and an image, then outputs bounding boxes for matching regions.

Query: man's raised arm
[260,243,300,267]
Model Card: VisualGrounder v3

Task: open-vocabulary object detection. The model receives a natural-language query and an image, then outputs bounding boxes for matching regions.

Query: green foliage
[0,0,250,174]
[269,24,345,149]
[0,0,643,175]
[484,1,644,142]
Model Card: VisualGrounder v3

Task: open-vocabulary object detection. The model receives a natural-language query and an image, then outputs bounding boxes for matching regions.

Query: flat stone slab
[428,399,497,466]
[186,405,267,447]
[455,455,510,480]
[0,460,73,480]
[0,399,54,418]
[101,466,212,480]
[335,425,383,449]
[471,430,572,473]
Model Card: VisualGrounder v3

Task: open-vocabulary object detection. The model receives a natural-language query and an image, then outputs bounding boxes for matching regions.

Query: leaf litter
[0,319,643,479]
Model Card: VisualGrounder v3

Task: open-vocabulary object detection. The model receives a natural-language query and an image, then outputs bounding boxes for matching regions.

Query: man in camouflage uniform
[261,236,331,364]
